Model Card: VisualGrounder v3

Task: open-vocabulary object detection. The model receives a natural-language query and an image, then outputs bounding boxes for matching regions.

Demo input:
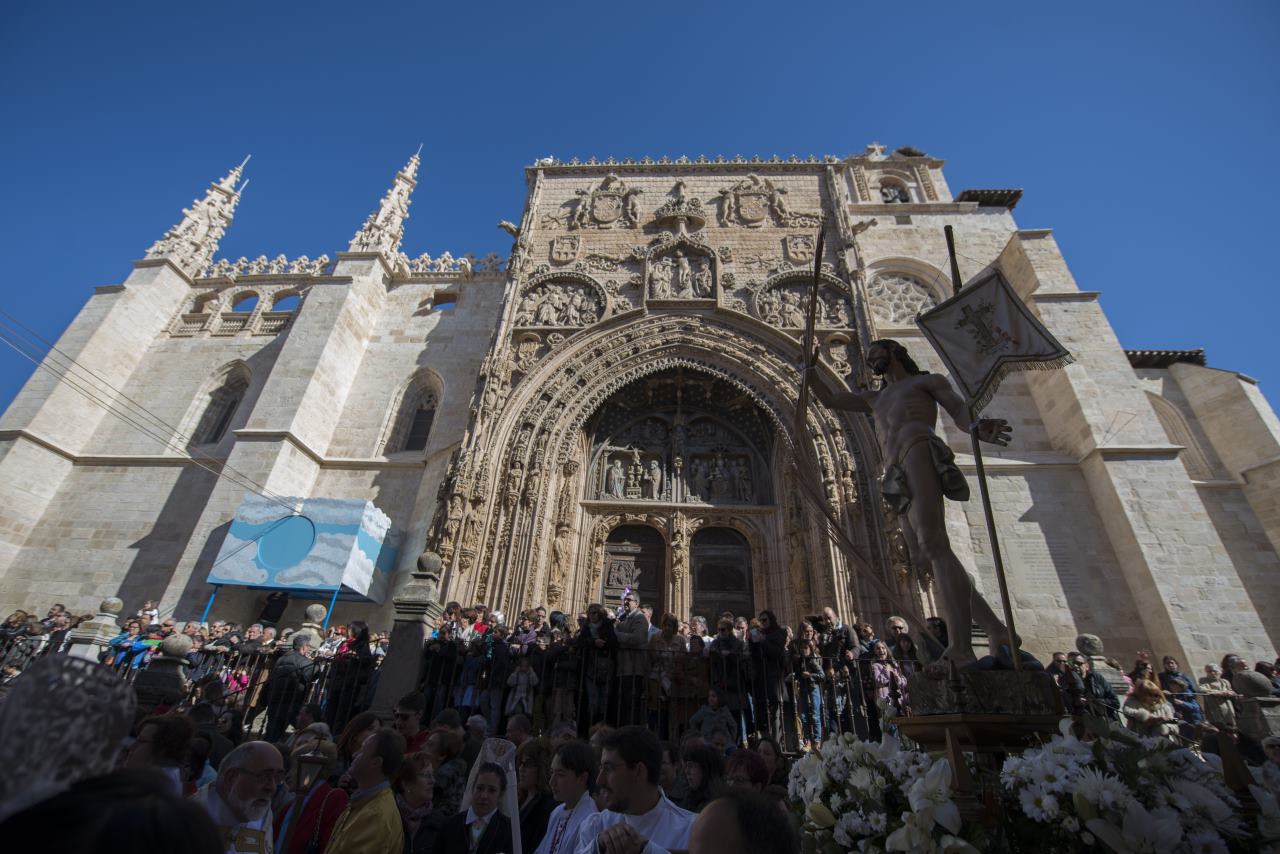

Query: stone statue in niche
[675,252,692,296]
[625,448,644,499]
[645,460,663,500]
[709,455,732,501]
[607,458,626,499]
[648,257,674,299]
[690,458,709,501]
[733,458,753,502]
[781,291,805,327]
[550,524,571,596]
[693,260,713,297]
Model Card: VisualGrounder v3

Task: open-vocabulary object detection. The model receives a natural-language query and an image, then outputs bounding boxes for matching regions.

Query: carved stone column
[133,634,192,710]
[64,597,123,662]
[670,513,691,619]
[370,551,445,716]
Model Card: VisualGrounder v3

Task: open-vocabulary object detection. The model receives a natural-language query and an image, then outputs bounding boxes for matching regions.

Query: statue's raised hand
[975,417,1012,446]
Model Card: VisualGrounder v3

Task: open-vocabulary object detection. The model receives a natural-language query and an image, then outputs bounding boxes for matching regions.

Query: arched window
[193,293,219,313]
[1146,392,1216,480]
[190,366,250,447]
[879,180,911,204]
[271,292,301,312]
[230,292,259,313]
[385,378,440,454]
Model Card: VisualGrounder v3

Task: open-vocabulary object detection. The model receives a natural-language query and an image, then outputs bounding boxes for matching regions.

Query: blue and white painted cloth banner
[206,495,399,603]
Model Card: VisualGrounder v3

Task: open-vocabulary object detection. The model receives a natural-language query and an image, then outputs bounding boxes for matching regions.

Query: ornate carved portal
[436,305,901,631]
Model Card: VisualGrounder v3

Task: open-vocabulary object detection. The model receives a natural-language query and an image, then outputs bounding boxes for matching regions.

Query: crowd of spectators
[5,590,1280,853]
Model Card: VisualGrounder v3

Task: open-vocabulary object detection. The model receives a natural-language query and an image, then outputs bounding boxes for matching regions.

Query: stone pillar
[370,552,444,716]
[0,261,192,603]
[133,633,193,710]
[1171,362,1280,561]
[1075,633,1127,699]
[65,597,125,662]
[999,230,1271,664]
[293,603,329,651]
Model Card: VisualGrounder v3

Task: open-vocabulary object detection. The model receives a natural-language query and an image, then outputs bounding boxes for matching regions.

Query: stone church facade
[1,144,1278,667]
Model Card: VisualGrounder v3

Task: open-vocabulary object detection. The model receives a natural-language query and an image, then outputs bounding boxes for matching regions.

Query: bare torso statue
[814,338,1013,669]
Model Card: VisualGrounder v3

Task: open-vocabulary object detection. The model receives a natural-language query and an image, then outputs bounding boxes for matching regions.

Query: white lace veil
[461,736,522,854]
[0,655,137,822]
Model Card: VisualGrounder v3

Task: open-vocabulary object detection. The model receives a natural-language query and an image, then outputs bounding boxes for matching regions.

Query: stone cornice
[1032,291,1101,302]
[848,203,977,215]
[579,499,779,515]
[528,156,839,177]
[0,427,451,471]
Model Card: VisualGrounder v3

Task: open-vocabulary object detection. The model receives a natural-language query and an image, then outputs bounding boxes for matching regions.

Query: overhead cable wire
[0,308,295,508]
[0,325,299,516]
[0,310,299,513]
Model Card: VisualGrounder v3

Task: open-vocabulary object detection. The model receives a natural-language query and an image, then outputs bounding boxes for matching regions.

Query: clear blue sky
[1,2,1277,414]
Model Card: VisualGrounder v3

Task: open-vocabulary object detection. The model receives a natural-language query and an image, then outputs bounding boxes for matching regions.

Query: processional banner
[916,270,1074,412]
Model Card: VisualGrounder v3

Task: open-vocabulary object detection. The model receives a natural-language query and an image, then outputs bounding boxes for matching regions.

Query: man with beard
[576,725,694,854]
[817,606,864,739]
[813,338,1014,670]
[193,741,283,853]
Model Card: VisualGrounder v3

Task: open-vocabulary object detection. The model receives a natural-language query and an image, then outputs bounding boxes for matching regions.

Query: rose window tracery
[867,273,937,325]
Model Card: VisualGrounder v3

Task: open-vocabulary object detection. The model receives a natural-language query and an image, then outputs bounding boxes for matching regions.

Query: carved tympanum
[514,281,604,328]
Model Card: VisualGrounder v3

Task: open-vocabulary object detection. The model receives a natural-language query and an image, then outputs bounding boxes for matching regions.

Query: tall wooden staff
[792,221,929,634]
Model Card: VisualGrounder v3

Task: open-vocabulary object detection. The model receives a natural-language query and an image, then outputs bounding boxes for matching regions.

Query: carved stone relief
[571,173,642,229]
[867,273,937,326]
[551,235,580,264]
[784,234,816,264]
[716,174,823,229]
[514,281,605,328]
[755,281,852,329]
[646,250,714,300]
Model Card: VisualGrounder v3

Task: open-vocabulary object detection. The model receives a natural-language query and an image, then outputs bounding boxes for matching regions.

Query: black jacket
[267,650,317,705]
[436,809,513,854]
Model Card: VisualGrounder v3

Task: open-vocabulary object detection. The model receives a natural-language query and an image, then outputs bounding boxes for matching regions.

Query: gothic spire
[145,158,249,277]
[348,147,422,257]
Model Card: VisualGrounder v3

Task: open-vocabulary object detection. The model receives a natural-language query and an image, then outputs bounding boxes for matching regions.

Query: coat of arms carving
[551,235,580,264]
[717,174,788,228]
[571,173,642,230]
[785,234,815,264]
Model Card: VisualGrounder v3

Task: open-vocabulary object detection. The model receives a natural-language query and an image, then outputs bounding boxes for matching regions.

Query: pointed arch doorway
[691,527,754,620]
[602,525,666,614]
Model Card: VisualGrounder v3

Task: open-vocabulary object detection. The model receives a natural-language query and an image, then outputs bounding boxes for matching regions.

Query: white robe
[191,783,275,854]
[535,792,599,854]
[572,792,694,854]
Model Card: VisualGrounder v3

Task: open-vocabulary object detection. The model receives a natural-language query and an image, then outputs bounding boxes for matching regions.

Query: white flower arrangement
[1000,718,1254,853]
[788,731,981,854]
[789,717,1264,853]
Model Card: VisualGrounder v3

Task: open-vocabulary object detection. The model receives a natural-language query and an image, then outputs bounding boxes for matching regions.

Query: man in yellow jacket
[325,728,406,854]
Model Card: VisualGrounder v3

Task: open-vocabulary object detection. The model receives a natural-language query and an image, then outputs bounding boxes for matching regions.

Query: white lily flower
[1085,800,1183,854]
[905,759,962,834]
[1169,779,1232,824]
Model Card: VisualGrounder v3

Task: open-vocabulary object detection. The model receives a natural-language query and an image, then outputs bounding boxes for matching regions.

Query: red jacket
[273,781,349,854]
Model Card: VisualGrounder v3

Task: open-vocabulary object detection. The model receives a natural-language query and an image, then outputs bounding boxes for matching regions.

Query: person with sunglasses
[386,693,426,753]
